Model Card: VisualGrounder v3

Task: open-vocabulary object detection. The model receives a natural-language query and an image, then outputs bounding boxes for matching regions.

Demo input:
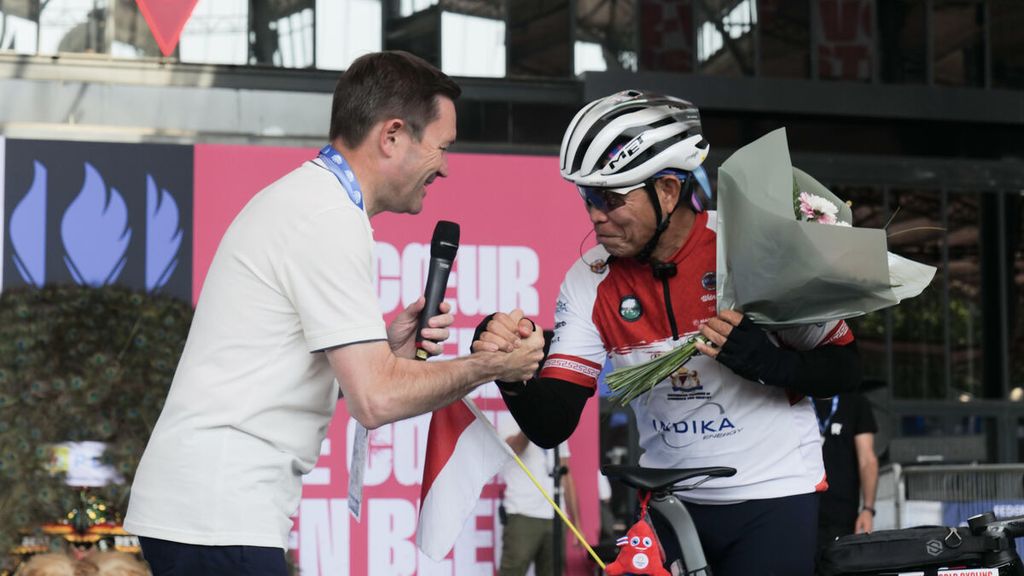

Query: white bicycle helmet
[560,89,710,191]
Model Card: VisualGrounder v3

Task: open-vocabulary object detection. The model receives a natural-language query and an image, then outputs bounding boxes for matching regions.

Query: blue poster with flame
[2,139,193,302]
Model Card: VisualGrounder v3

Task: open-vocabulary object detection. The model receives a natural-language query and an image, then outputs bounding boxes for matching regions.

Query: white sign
[50,441,123,487]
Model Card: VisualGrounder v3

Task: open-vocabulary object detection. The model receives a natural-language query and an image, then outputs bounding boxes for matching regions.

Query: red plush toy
[605,493,670,576]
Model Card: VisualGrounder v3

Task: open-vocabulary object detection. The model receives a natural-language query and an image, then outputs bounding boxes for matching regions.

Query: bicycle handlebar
[993,517,1024,539]
[969,512,1024,540]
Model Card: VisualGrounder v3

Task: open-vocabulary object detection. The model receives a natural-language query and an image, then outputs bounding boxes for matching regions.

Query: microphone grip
[415,257,453,360]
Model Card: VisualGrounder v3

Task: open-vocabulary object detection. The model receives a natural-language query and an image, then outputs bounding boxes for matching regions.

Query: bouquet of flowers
[606,128,936,406]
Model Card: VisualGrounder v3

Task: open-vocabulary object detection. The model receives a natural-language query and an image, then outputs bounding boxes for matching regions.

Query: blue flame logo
[145,174,182,292]
[61,163,132,286]
[9,161,47,287]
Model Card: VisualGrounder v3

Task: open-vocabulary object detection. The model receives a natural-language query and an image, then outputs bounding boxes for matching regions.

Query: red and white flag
[417,397,512,561]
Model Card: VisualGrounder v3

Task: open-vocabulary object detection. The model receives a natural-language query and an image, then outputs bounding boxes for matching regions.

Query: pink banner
[194,144,601,575]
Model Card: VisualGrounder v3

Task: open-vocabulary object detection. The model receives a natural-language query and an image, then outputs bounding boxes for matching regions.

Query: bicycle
[602,465,1024,576]
[601,464,737,576]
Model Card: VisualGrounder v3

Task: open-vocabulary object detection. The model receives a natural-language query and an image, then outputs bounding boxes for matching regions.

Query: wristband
[861,506,875,516]
[495,380,527,395]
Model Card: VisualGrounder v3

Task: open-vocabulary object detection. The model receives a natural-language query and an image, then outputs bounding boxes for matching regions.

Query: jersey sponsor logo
[619,295,642,321]
[701,271,715,291]
[652,402,740,448]
[667,367,709,400]
[699,293,715,303]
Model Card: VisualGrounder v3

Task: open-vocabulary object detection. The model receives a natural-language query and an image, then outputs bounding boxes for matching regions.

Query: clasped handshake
[397,298,545,383]
[470,309,546,383]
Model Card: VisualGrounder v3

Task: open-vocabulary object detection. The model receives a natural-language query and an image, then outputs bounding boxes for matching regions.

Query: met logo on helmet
[606,135,644,171]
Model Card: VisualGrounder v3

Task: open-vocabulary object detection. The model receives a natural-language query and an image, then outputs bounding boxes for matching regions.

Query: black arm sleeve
[473,314,594,448]
[499,377,592,448]
[716,315,862,397]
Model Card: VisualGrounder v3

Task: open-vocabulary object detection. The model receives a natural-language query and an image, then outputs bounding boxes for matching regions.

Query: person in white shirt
[497,418,578,576]
[124,51,545,576]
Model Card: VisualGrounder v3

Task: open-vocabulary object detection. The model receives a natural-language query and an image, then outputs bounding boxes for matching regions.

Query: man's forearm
[859,459,878,509]
[330,342,537,429]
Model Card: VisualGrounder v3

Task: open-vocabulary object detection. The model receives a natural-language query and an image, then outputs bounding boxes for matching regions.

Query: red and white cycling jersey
[541,211,854,504]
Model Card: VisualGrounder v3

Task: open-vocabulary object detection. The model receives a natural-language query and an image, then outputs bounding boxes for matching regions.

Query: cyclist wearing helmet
[473,90,862,576]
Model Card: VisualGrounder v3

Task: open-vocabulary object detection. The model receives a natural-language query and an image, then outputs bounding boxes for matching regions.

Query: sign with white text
[193,144,601,575]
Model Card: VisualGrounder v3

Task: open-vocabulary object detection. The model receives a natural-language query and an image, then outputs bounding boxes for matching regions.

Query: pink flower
[798,191,844,225]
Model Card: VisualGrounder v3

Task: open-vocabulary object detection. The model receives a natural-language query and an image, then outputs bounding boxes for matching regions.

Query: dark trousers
[140,536,288,576]
[653,492,820,576]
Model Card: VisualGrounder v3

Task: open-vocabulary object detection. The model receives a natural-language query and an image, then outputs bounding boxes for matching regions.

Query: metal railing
[876,463,1024,531]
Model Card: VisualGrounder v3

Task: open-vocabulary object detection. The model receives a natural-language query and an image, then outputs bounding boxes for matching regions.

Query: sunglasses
[578,171,691,213]
[577,183,640,212]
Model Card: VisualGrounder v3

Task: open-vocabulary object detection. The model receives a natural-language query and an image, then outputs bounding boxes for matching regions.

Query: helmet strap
[636,179,682,265]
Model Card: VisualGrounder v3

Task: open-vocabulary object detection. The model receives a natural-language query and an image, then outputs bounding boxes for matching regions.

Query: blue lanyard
[817,396,839,436]
[317,144,364,211]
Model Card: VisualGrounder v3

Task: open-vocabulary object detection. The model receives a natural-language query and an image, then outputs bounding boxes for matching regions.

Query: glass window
[384,1,440,67]
[574,41,605,75]
[877,0,926,84]
[179,0,248,65]
[989,0,1024,90]
[1019,418,1024,465]
[932,0,984,87]
[813,0,873,81]
[956,415,994,462]
[442,11,505,77]
[508,0,571,77]
[896,415,990,462]
[250,0,314,68]
[109,0,163,59]
[1,1,39,54]
[38,0,108,55]
[888,188,945,399]
[947,192,984,400]
[761,0,809,78]
[1009,193,1024,390]
[316,0,381,71]
[575,0,636,75]
[399,0,437,17]
[899,414,942,436]
[696,0,755,76]
[638,0,692,72]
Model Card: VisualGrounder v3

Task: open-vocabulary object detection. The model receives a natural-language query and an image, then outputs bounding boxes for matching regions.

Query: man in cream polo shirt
[124,51,545,576]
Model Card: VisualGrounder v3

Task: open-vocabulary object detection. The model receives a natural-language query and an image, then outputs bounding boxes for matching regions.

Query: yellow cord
[506,450,607,569]
[461,398,606,569]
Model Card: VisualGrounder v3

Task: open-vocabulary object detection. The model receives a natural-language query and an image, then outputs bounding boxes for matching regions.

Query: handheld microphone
[415,220,460,361]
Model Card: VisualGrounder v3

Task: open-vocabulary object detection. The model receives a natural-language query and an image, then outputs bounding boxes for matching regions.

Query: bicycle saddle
[601,465,736,492]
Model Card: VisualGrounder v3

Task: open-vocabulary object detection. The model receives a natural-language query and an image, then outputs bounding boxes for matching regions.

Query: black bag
[818,525,1003,576]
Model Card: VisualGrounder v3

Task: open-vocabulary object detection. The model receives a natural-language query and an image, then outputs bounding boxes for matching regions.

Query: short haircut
[329,51,461,148]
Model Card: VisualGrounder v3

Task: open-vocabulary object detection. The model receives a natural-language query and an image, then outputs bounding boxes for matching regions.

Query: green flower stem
[606,335,708,406]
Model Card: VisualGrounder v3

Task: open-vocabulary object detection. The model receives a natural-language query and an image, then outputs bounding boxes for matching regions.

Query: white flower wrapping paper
[715,128,937,328]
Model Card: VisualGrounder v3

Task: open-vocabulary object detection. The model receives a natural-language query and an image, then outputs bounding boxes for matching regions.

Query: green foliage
[0,285,192,560]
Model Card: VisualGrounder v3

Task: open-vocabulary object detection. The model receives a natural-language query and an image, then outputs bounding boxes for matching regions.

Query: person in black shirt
[816,391,879,553]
